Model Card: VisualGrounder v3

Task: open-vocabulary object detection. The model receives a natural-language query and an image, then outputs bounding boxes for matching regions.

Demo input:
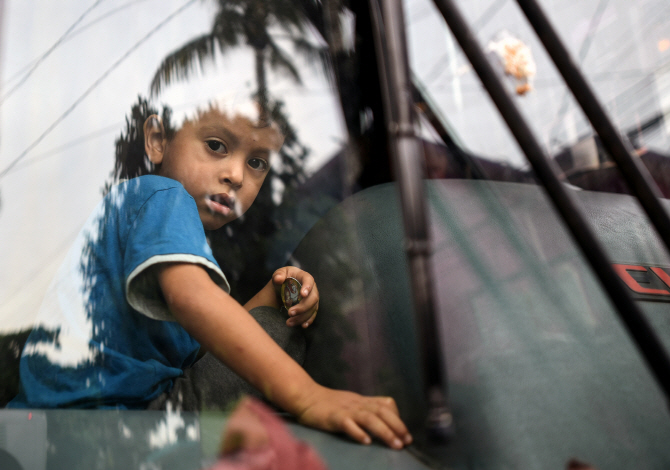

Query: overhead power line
[0,0,107,106]
[0,0,198,181]
[5,123,121,175]
[3,0,153,89]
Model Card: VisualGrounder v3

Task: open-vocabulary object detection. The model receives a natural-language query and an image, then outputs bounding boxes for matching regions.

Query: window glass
[407,0,670,192]
[1,1,670,468]
[0,0,345,329]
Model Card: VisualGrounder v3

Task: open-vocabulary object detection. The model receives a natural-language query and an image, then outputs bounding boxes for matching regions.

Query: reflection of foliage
[0,327,58,407]
[45,410,200,470]
[102,96,175,196]
[149,0,326,119]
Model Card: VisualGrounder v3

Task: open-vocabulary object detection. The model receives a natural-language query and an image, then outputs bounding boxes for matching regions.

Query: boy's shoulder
[104,175,195,221]
[117,175,185,194]
[108,175,191,205]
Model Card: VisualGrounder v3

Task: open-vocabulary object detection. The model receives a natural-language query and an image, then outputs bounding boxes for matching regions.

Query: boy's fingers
[371,397,410,443]
[272,270,287,285]
[378,405,411,443]
[379,396,399,415]
[302,310,318,328]
[298,279,313,298]
[341,418,371,445]
[286,306,317,327]
[288,309,317,327]
[356,411,405,449]
[288,270,314,296]
[299,285,318,309]
[286,305,310,322]
[288,296,318,316]
[293,274,311,294]
[286,314,307,326]
[300,281,313,298]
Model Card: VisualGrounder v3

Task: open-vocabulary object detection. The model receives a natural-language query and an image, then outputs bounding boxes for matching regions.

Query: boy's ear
[143,115,167,165]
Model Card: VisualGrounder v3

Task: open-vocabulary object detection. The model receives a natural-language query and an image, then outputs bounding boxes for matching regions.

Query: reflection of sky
[0,0,343,332]
[148,403,199,450]
[407,0,670,164]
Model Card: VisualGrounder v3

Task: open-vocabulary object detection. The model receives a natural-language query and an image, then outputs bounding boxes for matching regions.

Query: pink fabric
[205,397,328,470]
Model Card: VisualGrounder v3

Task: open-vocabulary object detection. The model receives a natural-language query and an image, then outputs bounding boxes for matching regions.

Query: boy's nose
[220,157,244,188]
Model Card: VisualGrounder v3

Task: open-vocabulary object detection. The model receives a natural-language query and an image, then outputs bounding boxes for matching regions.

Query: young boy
[9,102,412,450]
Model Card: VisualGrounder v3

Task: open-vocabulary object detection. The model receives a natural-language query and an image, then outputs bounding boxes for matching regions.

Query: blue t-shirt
[9,175,229,409]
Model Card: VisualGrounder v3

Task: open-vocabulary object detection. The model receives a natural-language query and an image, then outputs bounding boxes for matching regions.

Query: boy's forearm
[243,279,280,311]
[157,263,314,414]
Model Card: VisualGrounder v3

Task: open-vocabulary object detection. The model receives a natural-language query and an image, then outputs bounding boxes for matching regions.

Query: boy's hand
[294,386,412,449]
[272,267,319,328]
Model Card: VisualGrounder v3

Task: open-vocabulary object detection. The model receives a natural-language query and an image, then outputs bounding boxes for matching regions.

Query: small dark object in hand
[281,277,302,310]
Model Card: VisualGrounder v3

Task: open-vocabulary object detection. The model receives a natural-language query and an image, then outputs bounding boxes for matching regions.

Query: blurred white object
[487,31,537,95]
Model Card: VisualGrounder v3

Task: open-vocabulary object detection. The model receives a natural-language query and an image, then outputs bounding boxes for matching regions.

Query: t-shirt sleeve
[123,186,230,321]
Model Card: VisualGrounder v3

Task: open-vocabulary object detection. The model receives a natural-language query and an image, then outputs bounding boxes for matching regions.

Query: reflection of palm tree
[150,0,322,122]
[149,1,328,300]
[0,326,58,407]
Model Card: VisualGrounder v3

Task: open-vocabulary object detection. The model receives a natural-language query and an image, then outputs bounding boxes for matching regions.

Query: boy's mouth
[207,193,235,216]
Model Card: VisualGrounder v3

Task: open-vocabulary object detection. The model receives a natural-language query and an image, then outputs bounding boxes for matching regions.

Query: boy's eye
[206,140,227,153]
[248,158,269,171]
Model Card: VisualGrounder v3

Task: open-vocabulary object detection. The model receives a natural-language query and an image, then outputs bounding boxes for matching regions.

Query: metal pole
[431,0,670,403]
[369,0,454,440]
[514,0,670,261]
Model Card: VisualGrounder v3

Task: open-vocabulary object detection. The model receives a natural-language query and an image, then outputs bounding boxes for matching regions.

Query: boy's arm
[157,262,411,449]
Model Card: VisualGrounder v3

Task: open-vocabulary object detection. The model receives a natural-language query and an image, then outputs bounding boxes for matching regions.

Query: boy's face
[147,109,283,230]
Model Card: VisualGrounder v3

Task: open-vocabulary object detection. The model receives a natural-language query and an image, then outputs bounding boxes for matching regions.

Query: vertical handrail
[368,0,454,440]
[431,0,670,404]
[514,0,670,260]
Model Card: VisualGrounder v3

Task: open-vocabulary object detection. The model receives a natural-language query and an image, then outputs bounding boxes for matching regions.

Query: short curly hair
[111,95,175,182]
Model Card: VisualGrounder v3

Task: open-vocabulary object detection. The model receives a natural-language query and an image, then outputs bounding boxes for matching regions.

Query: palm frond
[212,8,245,48]
[266,0,307,31]
[266,38,302,85]
[150,33,222,97]
[291,37,332,79]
